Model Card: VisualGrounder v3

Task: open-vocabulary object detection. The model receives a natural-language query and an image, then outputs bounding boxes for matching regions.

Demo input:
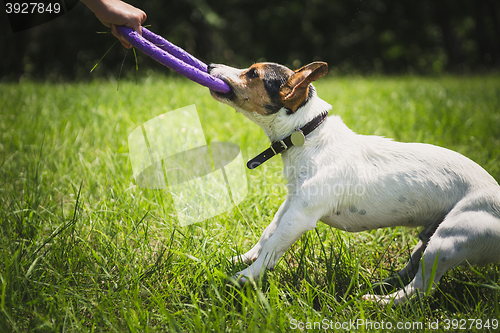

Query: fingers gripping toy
[116,26,231,94]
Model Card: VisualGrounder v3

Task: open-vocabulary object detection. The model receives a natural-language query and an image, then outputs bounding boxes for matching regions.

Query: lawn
[1,75,499,332]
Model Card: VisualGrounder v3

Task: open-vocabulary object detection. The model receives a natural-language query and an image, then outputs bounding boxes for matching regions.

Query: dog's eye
[246,68,259,79]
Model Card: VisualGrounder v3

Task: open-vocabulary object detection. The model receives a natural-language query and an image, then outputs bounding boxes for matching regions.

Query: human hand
[81,0,147,48]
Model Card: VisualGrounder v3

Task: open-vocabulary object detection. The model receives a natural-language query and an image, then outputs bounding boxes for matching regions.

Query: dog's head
[208,62,328,116]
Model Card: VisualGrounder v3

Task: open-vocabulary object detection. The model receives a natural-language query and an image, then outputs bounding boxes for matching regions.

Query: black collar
[247,111,329,169]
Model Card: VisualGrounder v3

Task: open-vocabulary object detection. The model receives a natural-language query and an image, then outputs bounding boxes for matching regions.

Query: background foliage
[1,0,500,80]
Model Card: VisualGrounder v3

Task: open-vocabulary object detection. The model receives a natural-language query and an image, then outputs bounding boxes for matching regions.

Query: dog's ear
[279,62,328,113]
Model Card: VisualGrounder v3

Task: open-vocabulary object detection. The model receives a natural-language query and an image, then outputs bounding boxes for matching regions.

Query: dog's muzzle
[207,64,235,99]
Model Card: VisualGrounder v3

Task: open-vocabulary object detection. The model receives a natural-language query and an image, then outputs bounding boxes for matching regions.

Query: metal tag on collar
[290,130,305,146]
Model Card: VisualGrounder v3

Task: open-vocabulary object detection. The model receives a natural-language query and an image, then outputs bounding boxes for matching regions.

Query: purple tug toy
[116,26,231,94]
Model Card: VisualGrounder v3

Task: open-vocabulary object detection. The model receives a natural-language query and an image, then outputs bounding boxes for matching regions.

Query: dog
[207,61,500,305]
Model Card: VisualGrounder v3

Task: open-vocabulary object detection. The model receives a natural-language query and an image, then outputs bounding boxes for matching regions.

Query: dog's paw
[230,254,254,265]
[232,267,255,284]
[362,293,398,306]
[234,274,248,285]
[230,255,245,264]
[227,272,249,287]
[362,294,380,302]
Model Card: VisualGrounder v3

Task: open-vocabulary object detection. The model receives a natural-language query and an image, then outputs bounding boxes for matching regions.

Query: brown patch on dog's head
[279,62,328,113]
[240,63,295,115]
[209,62,327,115]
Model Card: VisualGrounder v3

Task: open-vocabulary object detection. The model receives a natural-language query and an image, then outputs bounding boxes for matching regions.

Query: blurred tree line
[1,0,499,81]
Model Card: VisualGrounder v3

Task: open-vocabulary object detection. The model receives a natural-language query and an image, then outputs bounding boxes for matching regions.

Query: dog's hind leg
[363,209,500,305]
[370,239,427,294]
[370,222,440,294]
[231,197,291,264]
[363,240,451,305]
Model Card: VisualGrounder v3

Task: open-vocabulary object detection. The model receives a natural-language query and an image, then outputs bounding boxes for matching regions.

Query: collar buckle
[278,140,288,151]
[270,139,288,154]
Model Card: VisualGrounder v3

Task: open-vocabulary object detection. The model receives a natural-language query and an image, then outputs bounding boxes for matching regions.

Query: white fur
[214,66,500,305]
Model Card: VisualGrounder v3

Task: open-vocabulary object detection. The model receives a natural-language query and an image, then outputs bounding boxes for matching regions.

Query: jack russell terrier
[208,61,500,305]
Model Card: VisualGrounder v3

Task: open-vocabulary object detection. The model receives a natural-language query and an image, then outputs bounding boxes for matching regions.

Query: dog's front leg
[234,206,318,283]
[232,197,291,264]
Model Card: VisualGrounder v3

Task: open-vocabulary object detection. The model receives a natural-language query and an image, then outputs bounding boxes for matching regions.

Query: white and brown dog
[208,61,500,305]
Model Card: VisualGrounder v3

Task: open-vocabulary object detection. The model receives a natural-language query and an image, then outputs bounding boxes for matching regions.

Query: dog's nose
[207,64,216,74]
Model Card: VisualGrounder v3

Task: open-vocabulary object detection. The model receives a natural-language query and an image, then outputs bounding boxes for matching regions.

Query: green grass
[1,75,499,332]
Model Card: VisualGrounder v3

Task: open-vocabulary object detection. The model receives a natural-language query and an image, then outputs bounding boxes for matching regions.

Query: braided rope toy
[116,26,231,93]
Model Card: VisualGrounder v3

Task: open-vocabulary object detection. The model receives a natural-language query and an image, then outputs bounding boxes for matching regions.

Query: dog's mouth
[207,68,235,100]
[209,79,235,101]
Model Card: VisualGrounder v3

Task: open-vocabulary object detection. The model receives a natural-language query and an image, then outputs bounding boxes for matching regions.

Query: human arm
[80,0,147,48]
